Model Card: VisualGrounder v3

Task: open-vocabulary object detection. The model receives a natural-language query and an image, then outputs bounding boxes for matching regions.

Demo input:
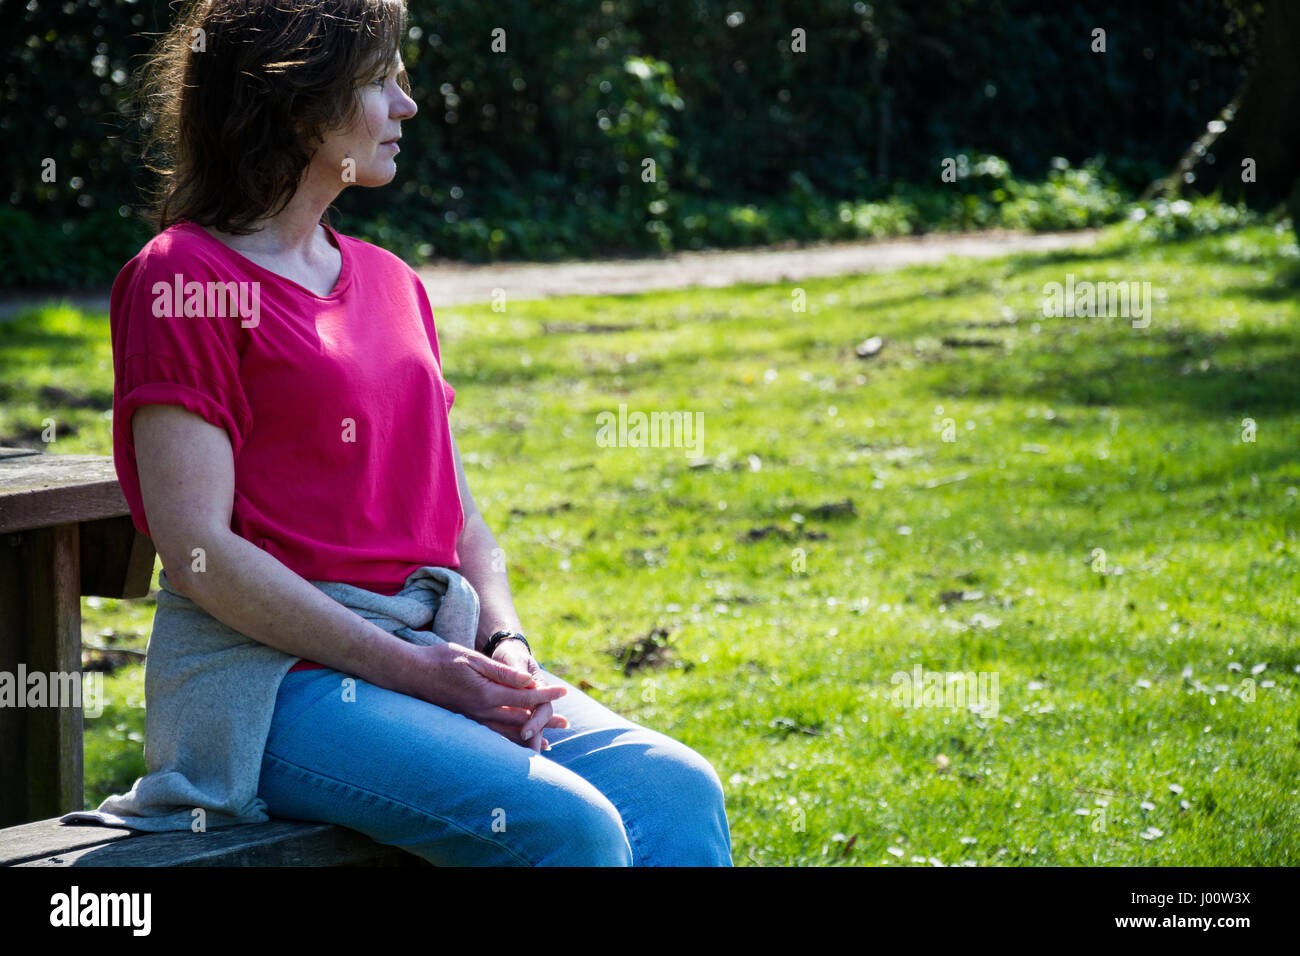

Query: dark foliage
[0,0,1256,288]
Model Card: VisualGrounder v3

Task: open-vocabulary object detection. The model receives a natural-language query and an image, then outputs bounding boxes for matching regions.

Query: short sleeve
[111,249,253,458]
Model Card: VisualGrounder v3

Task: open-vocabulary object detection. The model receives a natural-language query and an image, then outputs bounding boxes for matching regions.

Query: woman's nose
[393,89,417,120]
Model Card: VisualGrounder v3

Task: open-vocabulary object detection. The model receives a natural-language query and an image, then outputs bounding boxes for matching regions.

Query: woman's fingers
[479,705,566,731]
[481,705,531,726]
[441,649,571,750]
[527,675,570,730]
[520,701,553,743]
[480,718,550,752]
[466,651,534,688]
[485,681,567,711]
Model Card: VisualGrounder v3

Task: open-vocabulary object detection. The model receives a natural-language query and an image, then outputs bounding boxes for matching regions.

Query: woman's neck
[207,173,339,257]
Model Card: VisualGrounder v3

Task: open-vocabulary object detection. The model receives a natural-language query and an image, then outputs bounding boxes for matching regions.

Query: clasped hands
[415,638,569,753]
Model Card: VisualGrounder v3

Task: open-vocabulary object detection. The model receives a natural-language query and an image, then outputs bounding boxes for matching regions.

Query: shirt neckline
[177,220,353,300]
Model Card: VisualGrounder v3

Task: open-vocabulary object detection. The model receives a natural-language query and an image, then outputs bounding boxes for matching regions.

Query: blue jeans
[256,665,733,866]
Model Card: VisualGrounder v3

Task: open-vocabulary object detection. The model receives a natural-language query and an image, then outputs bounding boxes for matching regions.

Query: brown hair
[135,0,409,235]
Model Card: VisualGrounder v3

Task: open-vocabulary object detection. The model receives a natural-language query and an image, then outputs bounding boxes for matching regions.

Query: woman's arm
[132,404,565,733]
[448,428,568,750]
[134,403,421,687]
[448,430,524,653]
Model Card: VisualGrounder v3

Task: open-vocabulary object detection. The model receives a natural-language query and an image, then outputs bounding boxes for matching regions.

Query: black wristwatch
[483,629,531,657]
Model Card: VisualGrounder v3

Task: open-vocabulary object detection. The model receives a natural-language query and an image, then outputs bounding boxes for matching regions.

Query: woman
[63,0,732,866]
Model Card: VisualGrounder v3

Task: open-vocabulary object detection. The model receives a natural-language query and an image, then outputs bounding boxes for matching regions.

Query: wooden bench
[0,446,156,827]
[0,447,430,866]
[3,817,430,867]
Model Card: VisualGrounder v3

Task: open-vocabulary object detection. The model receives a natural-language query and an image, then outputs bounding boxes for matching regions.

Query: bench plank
[0,817,137,866]
[6,819,430,867]
[0,451,131,534]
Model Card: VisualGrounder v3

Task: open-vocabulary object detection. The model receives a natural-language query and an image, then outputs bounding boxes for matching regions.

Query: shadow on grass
[1221,260,1300,301]
[927,326,1300,418]
[994,225,1293,277]
[995,239,1146,275]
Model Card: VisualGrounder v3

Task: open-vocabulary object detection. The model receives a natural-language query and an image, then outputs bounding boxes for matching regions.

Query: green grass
[3,221,1297,865]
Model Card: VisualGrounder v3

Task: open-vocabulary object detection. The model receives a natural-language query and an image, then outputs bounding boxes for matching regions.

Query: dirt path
[415,228,1100,307]
[0,228,1100,319]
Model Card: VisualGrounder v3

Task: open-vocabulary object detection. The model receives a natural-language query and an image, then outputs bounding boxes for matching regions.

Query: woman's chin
[355,164,398,187]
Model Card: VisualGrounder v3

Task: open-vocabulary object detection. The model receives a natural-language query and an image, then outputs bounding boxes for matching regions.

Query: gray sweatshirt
[59,564,481,833]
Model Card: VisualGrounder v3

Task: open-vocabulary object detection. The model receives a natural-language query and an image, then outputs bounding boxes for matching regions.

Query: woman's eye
[372,75,387,88]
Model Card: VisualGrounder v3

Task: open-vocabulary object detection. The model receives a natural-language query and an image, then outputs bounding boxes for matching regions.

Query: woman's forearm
[164,528,424,696]
[455,513,523,652]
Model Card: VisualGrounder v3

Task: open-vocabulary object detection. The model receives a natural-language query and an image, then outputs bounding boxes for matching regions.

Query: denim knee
[637,741,732,865]
[531,791,633,867]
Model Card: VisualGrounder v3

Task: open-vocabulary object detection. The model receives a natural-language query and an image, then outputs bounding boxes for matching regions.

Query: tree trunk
[1197,0,1300,222]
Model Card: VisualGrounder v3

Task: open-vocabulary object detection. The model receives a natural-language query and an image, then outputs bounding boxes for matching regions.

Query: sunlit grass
[4,221,1297,865]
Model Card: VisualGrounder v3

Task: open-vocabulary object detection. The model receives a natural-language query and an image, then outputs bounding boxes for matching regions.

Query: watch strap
[484,629,530,657]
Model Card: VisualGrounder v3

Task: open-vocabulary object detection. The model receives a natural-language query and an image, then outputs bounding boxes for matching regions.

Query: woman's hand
[405,642,567,750]
[490,639,570,753]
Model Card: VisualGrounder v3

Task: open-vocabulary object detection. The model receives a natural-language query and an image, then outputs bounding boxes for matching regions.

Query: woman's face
[310,50,417,190]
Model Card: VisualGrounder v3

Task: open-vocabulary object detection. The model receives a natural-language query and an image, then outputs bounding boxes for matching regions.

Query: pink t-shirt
[110,220,464,598]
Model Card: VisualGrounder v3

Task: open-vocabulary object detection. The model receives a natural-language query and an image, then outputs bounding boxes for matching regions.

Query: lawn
[2,221,1297,865]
